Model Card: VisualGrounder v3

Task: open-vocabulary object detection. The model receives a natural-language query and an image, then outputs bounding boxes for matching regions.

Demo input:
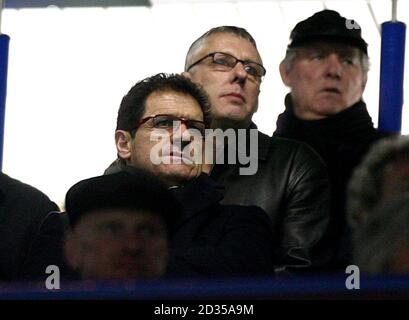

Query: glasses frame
[132,114,206,135]
[186,51,266,79]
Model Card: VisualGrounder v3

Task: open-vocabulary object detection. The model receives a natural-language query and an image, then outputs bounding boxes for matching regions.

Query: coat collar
[250,123,271,161]
[170,174,224,220]
[210,123,271,178]
[275,94,377,141]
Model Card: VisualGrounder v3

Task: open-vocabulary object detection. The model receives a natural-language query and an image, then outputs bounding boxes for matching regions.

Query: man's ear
[361,73,368,93]
[181,71,192,80]
[279,61,291,87]
[115,130,133,161]
[64,232,81,271]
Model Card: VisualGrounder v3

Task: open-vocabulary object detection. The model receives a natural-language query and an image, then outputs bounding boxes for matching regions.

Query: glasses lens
[213,53,265,78]
[244,63,265,77]
[152,115,205,135]
[187,120,205,135]
[152,115,177,129]
[212,53,236,68]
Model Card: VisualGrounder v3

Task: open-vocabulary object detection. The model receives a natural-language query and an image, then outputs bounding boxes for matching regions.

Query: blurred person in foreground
[64,169,176,280]
[0,172,64,281]
[348,136,409,228]
[353,194,409,275]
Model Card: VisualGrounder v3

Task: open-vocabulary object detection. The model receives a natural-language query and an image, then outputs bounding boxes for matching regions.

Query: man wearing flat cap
[275,10,391,270]
[64,169,177,281]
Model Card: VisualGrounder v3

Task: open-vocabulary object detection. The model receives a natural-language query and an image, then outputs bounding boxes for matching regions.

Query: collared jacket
[0,172,65,281]
[209,125,331,275]
[166,174,275,277]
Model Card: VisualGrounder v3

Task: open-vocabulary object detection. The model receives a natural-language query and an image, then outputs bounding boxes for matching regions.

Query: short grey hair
[184,26,259,72]
[353,193,409,275]
[347,135,409,227]
[281,46,370,74]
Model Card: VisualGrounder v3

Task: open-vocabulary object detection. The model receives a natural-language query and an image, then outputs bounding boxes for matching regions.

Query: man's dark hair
[347,136,409,227]
[184,26,259,71]
[353,193,409,275]
[116,73,211,136]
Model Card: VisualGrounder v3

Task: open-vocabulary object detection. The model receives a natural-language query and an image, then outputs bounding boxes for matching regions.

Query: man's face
[116,90,204,186]
[381,156,409,202]
[280,42,367,120]
[65,210,168,280]
[185,33,262,129]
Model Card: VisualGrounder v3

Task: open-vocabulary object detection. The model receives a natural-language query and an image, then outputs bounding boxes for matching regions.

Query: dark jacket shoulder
[210,130,331,274]
[0,172,60,280]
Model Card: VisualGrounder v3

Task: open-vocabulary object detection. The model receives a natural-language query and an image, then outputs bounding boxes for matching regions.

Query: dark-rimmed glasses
[186,52,266,79]
[134,114,206,136]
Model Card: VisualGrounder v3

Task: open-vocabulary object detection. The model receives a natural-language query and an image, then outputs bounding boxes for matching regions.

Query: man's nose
[172,122,192,137]
[325,54,343,78]
[172,122,194,148]
[121,234,143,254]
[231,61,248,84]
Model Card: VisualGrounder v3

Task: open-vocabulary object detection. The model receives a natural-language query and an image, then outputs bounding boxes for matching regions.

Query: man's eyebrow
[338,49,357,56]
[304,46,357,56]
[217,50,261,64]
[97,220,125,227]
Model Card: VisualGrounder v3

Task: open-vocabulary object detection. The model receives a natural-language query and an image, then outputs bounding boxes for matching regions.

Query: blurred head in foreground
[348,136,409,227]
[64,168,180,281]
[353,194,409,275]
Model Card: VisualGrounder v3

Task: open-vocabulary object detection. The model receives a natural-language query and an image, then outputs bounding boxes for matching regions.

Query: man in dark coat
[0,172,65,281]
[110,73,274,277]
[274,10,391,270]
[182,26,331,274]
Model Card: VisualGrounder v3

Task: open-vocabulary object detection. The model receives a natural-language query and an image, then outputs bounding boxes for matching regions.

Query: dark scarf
[275,95,392,269]
[274,94,382,166]
[276,94,377,142]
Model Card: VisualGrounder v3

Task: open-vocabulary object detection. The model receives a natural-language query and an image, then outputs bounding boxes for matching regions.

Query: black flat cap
[288,10,368,55]
[65,167,181,228]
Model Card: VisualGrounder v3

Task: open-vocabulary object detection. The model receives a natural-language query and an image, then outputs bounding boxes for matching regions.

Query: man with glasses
[182,26,331,274]
[110,73,274,277]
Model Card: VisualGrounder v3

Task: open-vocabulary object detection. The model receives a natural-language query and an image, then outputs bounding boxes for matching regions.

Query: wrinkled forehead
[192,32,263,65]
[143,90,204,120]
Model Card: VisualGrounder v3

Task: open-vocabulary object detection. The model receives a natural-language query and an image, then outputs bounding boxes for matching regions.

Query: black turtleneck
[275,94,388,186]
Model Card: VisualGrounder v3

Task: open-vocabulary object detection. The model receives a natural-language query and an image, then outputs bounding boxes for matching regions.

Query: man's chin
[156,165,201,186]
[302,98,349,117]
[212,115,250,130]
[317,103,349,115]
[160,155,195,165]
[213,104,254,125]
